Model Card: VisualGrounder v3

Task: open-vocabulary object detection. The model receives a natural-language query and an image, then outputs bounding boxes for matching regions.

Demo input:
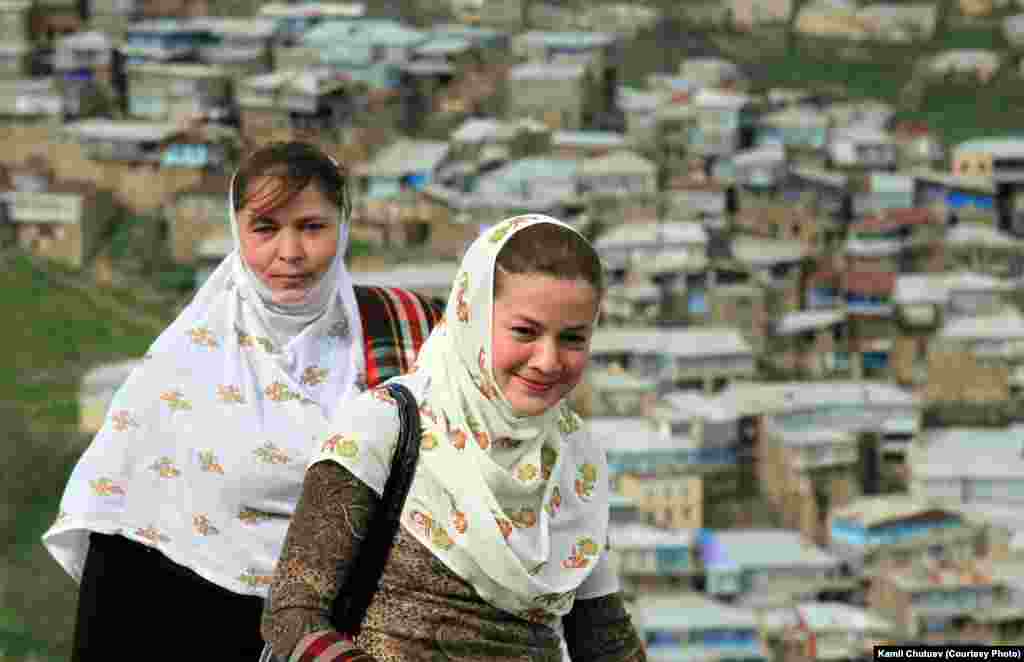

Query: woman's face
[237,176,341,304]
[491,273,598,417]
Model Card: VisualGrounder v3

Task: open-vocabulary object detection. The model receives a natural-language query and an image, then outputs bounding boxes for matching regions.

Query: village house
[912,169,996,228]
[756,105,830,157]
[720,381,922,538]
[4,181,118,269]
[576,149,657,198]
[700,529,845,608]
[786,166,852,224]
[891,121,945,169]
[730,143,788,201]
[126,62,233,124]
[594,219,707,287]
[590,416,706,529]
[56,119,236,215]
[258,2,365,47]
[691,87,757,159]
[504,62,588,131]
[910,426,1024,510]
[856,207,945,272]
[589,326,756,394]
[89,0,139,40]
[469,155,578,211]
[163,171,230,265]
[709,283,769,354]
[662,179,731,224]
[602,281,662,325]
[925,49,1002,84]
[32,0,84,45]
[54,37,116,123]
[582,366,658,418]
[945,223,1024,277]
[868,556,1024,642]
[924,308,1024,420]
[236,68,359,144]
[829,496,984,578]
[608,523,698,596]
[781,602,896,662]
[551,129,627,161]
[632,593,769,662]
[0,77,62,150]
[0,1,31,46]
[652,104,697,183]
[121,19,209,65]
[764,308,846,379]
[193,17,276,78]
[730,234,807,316]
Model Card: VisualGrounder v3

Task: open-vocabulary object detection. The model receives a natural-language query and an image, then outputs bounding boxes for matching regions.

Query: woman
[263,215,646,661]
[42,142,441,659]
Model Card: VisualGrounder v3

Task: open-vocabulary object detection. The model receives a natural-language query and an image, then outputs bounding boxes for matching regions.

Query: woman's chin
[270,288,312,306]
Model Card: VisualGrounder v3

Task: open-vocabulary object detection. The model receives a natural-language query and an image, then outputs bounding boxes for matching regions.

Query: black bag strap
[330,381,422,636]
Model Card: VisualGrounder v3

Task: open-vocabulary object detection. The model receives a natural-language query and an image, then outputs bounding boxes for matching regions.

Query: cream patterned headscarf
[43,169,365,596]
[311,214,611,623]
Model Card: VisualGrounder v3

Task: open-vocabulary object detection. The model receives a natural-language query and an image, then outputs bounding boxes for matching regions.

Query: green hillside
[0,250,174,660]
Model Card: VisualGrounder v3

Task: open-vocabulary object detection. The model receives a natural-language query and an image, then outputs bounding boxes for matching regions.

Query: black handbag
[260,382,422,661]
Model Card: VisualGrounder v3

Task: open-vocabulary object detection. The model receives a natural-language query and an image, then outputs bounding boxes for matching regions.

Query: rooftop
[702,529,839,569]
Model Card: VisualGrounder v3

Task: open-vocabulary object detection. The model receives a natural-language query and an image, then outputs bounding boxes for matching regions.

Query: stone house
[730,235,807,316]
[690,87,756,158]
[911,427,1024,511]
[53,31,117,121]
[89,0,139,41]
[633,594,769,661]
[258,2,366,48]
[945,223,1024,278]
[842,270,897,379]
[5,181,118,269]
[237,68,357,144]
[755,106,829,166]
[765,309,845,379]
[504,62,588,131]
[828,126,898,175]
[848,207,945,273]
[582,366,658,418]
[193,17,276,79]
[781,602,895,662]
[576,149,657,197]
[163,171,231,265]
[709,284,769,354]
[700,529,844,608]
[589,326,756,394]
[828,497,983,575]
[786,166,852,224]
[925,308,1024,413]
[868,556,1024,642]
[608,524,698,596]
[32,0,83,46]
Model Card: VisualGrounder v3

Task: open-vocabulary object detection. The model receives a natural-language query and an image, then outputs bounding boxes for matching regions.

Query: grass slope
[0,250,173,660]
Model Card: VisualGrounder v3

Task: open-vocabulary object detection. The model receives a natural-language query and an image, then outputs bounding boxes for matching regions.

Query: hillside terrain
[0,250,174,660]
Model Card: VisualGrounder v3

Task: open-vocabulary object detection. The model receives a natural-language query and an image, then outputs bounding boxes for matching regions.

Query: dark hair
[495,222,606,298]
[232,141,351,221]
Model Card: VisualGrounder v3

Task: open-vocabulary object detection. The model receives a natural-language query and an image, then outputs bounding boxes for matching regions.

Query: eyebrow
[248,214,334,225]
[512,315,591,332]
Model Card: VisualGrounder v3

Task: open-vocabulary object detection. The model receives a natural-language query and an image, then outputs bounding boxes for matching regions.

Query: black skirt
[73,532,266,660]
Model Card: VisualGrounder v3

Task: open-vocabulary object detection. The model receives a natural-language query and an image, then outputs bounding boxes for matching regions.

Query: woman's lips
[516,375,556,393]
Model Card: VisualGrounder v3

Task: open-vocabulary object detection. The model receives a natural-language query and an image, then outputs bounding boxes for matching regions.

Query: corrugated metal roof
[516,30,615,50]
[955,135,1024,158]
[552,130,627,149]
[731,236,807,265]
[451,117,505,143]
[302,19,426,49]
[946,224,1024,247]
[64,119,182,141]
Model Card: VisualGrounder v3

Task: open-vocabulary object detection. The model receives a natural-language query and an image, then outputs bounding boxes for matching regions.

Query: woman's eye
[511,327,535,338]
[253,225,275,234]
[304,223,326,231]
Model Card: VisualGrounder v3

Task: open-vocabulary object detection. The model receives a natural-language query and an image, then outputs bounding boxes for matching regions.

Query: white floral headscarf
[311,214,613,623]
[43,168,364,596]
